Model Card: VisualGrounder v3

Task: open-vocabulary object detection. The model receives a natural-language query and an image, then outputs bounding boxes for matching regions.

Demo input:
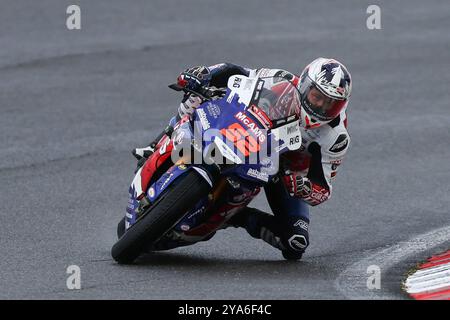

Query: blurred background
[0,0,449,299]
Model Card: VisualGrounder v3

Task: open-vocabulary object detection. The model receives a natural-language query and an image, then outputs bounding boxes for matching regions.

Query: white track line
[334,225,450,299]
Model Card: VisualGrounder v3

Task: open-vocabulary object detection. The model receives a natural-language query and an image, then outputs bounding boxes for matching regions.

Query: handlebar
[168,83,226,101]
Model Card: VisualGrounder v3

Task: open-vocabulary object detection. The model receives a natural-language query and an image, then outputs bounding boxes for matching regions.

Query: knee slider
[285,233,309,252]
[282,218,309,253]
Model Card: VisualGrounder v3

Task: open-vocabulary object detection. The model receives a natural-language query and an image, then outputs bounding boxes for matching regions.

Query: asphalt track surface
[0,0,449,299]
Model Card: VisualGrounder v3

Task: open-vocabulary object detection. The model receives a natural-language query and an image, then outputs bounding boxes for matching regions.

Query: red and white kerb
[404,250,450,300]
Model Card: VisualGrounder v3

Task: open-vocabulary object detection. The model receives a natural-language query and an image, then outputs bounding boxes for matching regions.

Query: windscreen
[249,76,301,122]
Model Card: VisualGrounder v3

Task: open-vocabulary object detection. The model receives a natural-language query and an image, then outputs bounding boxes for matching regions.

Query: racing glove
[177,66,211,92]
[283,171,331,205]
[176,66,211,117]
[283,172,312,198]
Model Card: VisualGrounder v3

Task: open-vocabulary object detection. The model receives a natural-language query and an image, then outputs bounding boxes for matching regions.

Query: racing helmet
[297,58,352,129]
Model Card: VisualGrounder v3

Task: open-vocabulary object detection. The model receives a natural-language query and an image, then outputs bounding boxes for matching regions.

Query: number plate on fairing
[227,75,258,106]
[272,120,302,151]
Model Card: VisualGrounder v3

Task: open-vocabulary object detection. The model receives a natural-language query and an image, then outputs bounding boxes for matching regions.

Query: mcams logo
[234,112,266,143]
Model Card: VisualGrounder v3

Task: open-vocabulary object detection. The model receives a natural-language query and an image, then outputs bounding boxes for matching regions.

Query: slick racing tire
[117,217,126,239]
[111,170,211,264]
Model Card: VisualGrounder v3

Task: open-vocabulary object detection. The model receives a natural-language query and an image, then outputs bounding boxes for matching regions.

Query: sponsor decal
[206,103,221,118]
[232,76,242,88]
[329,134,348,153]
[160,173,174,190]
[251,80,264,101]
[330,159,342,165]
[286,123,298,135]
[213,136,243,164]
[159,137,171,154]
[178,164,187,170]
[260,157,277,174]
[257,68,272,77]
[226,91,236,103]
[234,112,266,143]
[272,121,301,151]
[148,187,155,198]
[248,104,272,128]
[180,224,190,231]
[310,190,328,202]
[288,235,308,251]
[294,219,309,231]
[187,206,205,219]
[302,185,330,205]
[289,135,300,146]
[220,123,260,157]
[246,168,269,182]
[197,109,210,130]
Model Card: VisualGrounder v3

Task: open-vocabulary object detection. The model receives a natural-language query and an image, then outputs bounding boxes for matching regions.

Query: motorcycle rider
[134,58,352,260]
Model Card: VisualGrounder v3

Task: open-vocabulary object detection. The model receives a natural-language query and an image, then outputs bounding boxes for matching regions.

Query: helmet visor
[301,78,347,121]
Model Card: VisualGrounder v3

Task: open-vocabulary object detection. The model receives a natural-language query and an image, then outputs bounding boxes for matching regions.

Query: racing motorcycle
[111,74,303,264]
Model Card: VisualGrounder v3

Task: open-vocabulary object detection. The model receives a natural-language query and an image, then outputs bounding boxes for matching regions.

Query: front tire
[111,170,211,264]
[117,217,125,239]
[282,250,303,261]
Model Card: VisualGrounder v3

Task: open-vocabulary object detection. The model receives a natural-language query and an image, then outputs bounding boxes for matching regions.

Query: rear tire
[111,170,211,264]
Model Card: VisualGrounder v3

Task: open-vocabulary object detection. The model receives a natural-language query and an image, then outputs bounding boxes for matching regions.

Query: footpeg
[135,197,151,219]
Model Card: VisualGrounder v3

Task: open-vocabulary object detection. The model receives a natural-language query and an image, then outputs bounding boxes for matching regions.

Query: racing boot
[229,207,307,260]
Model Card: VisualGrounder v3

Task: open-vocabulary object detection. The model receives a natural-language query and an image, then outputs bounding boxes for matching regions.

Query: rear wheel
[111,170,211,264]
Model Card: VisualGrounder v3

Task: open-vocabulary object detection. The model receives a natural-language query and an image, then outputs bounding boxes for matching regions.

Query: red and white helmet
[297,58,352,129]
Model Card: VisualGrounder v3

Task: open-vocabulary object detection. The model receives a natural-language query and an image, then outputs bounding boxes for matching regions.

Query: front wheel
[111,170,211,264]
[117,217,125,239]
